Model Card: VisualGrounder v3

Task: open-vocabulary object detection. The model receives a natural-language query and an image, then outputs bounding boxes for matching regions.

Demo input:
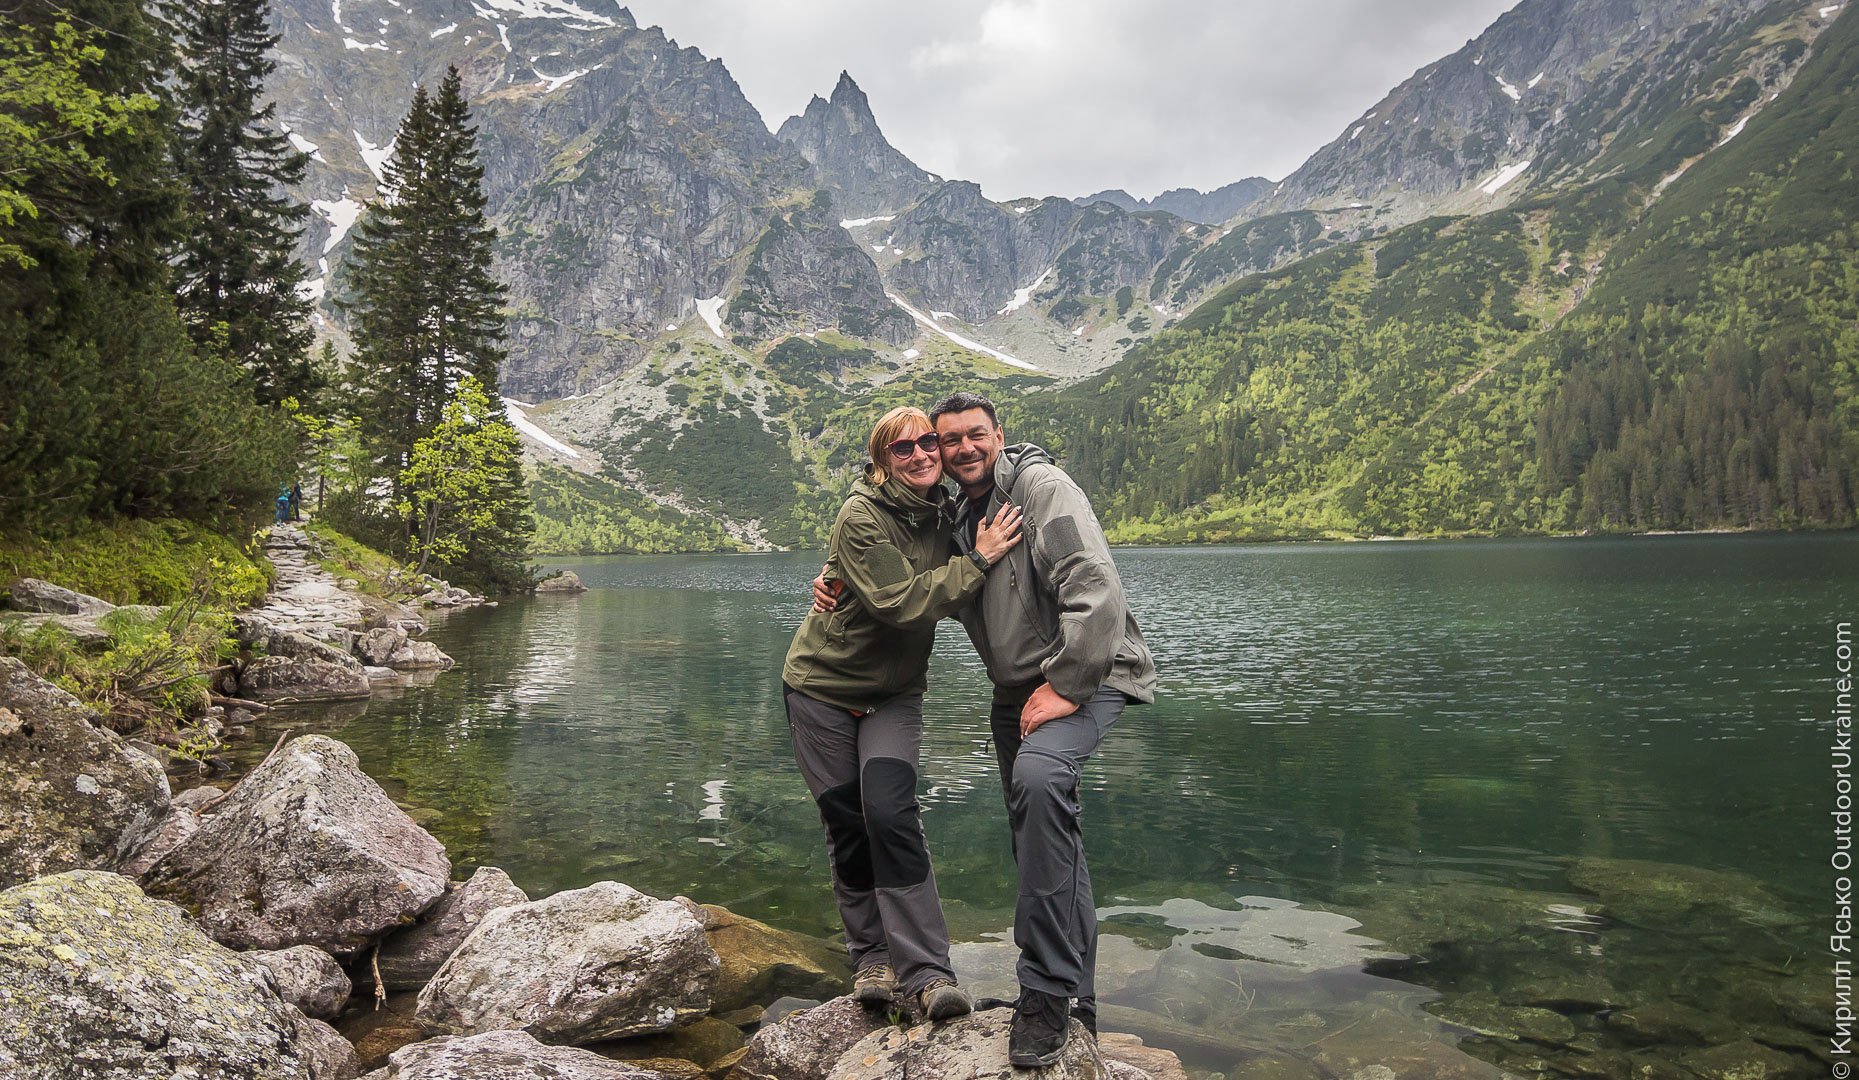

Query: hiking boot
[917,977,974,1021]
[1009,987,1070,1068]
[1070,998,1097,1038]
[853,963,895,1006]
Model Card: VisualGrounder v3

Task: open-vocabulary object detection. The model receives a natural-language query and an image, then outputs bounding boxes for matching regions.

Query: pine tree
[162,0,314,405]
[346,67,508,499]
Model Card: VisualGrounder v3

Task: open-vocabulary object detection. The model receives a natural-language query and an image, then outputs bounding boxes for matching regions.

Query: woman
[782,405,1023,1019]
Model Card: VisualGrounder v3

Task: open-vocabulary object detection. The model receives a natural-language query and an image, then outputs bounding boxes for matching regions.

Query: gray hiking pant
[989,684,1126,1001]
[784,686,955,996]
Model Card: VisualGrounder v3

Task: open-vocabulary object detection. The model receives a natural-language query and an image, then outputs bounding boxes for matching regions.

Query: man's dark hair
[929,391,999,428]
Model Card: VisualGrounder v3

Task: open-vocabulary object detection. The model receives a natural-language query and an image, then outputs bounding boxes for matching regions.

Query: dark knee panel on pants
[817,781,875,892]
[861,757,930,888]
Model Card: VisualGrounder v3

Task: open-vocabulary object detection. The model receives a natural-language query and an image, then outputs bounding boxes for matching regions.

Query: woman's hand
[974,503,1024,565]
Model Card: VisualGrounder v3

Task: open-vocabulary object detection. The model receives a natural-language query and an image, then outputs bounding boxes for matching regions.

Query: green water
[265,533,1853,1077]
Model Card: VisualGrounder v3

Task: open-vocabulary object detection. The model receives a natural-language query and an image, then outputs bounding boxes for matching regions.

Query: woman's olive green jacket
[782,476,983,713]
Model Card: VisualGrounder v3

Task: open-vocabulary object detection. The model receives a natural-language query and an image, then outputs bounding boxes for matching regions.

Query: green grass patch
[0,517,272,608]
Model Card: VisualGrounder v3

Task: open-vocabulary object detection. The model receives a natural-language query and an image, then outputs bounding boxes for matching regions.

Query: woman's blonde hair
[864,405,934,485]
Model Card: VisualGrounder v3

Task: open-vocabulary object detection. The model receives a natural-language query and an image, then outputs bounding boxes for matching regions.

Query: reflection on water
[237,533,1853,1077]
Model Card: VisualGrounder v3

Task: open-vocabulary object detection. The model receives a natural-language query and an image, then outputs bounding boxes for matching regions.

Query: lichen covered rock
[725,997,892,1080]
[0,657,171,889]
[144,734,450,953]
[363,1029,686,1079]
[828,1007,1105,1080]
[0,870,360,1079]
[416,880,717,1044]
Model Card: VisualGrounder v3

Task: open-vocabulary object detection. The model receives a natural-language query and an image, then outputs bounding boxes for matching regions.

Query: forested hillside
[1030,2,1856,542]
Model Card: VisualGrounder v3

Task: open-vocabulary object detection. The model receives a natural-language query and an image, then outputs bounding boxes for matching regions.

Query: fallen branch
[209,695,272,712]
[371,942,385,1010]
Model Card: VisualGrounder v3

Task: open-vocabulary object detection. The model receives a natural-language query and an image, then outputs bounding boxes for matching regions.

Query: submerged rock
[363,1030,684,1079]
[0,870,360,1080]
[829,1007,1105,1079]
[1096,1033,1190,1080]
[0,657,170,889]
[144,734,450,953]
[378,866,529,990]
[1566,857,1800,929]
[245,945,353,1021]
[696,902,850,1012]
[416,880,718,1044]
[725,997,893,1080]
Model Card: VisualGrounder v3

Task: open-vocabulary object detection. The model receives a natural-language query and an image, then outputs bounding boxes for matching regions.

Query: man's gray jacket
[953,443,1156,705]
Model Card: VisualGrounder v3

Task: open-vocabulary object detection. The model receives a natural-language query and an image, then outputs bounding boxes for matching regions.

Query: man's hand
[1020,681,1079,738]
[811,564,843,613]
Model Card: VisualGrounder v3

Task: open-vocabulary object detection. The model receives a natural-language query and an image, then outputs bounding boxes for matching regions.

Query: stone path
[256,525,366,644]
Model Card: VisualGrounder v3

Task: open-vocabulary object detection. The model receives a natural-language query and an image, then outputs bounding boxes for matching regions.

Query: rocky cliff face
[1243,0,1786,226]
[727,193,915,346]
[879,182,1195,326]
[775,73,939,221]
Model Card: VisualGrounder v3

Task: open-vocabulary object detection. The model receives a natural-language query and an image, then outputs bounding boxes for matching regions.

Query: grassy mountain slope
[1027,3,1856,543]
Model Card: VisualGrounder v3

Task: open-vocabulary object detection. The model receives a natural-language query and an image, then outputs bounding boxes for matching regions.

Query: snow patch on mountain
[354,132,394,185]
[472,0,615,26]
[889,293,1040,371]
[997,267,1053,316]
[505,399,582,459]
[839,215,896,228]
[311,192,362,254]
[1494,74,1521,101]
[431,22,458,37]
[695,296,727,338]
[1479,160,1531,195]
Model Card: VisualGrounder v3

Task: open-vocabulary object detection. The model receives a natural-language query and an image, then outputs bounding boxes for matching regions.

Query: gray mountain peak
[777,71,935,219]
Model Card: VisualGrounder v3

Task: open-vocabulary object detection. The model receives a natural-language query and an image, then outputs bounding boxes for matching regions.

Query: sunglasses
[887,433,941,461]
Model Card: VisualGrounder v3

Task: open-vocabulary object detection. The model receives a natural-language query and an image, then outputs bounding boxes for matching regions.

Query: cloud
[620,0,1518,201]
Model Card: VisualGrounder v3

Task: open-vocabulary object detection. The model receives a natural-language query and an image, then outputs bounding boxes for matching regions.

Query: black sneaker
[1008,987,1070,1068]
[1070,998,1097,1038]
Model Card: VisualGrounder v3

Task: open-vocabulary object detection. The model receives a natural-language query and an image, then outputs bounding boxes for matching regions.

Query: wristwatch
[967,548,992,572]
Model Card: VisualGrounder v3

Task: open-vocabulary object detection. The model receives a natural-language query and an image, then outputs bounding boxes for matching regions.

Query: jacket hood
[853,475,951,524]
[993,443,1055,496]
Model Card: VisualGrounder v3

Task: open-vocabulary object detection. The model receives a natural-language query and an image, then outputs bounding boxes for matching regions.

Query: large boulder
[357,627,455,671]
[245,945,353,1020]
[694,902,850,1012]
[725,997,892,1080]
[144,734,450,953]
[238,654,372,702]
[378,866,529,990]
[827,1008,1106,1079]
[0,657,170,888]
[362,1030,686,1079]
[5,576,114,616]
[0,870,360,1080]
[535,571,588,594]
[1097,1033,1189,1080]
[416,880,718,1044]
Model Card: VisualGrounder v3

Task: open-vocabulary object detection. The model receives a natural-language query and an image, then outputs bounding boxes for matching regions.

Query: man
[816,391,1156,1067]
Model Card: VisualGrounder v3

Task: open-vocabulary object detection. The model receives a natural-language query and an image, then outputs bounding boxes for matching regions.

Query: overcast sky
[618,0,1520,202]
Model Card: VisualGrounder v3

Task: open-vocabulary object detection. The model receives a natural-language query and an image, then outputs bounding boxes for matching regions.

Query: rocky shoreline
[0,654,1186,1079]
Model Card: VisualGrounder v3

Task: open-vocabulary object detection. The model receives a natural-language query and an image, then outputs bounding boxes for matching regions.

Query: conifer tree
[162,0,314,405]
[346,67,509,500]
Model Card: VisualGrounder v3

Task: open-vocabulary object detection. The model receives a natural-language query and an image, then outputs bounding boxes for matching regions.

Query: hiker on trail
[813,390,1156,1068]
[288,482,303,522]
[782,404,1024,1025]
[274,484,292,525]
